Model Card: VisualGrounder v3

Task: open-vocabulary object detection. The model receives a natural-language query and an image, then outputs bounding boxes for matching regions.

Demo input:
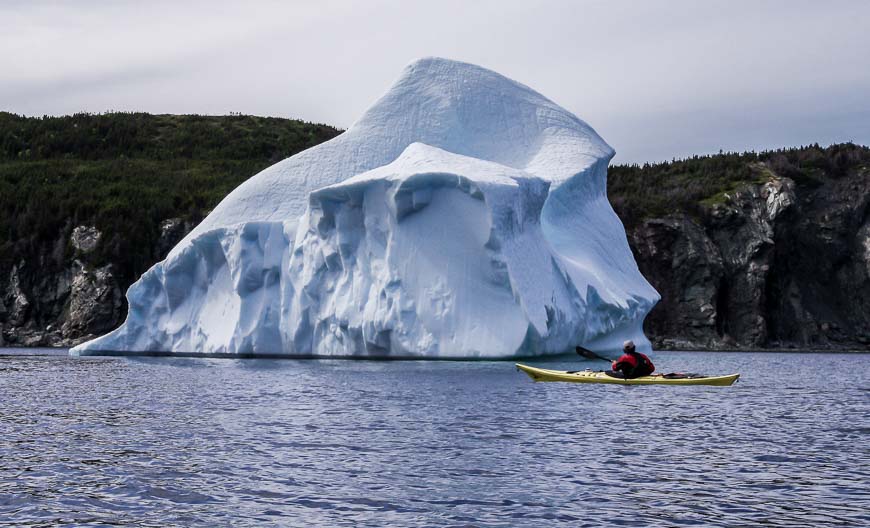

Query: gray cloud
[2,0,868,163]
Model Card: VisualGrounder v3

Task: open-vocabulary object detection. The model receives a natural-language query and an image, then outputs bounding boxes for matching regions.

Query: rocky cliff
[0,219,193,347]
[622,149,870,350]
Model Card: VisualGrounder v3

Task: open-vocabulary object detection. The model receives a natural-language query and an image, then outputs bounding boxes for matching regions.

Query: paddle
[566,345,616,375]
[574,345,613,364]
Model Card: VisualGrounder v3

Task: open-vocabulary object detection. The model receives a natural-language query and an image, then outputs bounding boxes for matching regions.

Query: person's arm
[612,360,629,378]
[612,354,628,372]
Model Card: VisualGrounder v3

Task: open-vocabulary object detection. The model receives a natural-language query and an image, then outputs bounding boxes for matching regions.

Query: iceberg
[72,57,659,358]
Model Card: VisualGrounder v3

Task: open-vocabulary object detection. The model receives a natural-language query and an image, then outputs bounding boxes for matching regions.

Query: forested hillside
[608,142,870,228]
[0,112,341,283]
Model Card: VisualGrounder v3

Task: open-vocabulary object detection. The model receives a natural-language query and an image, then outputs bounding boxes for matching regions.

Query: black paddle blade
[575,346,612,363]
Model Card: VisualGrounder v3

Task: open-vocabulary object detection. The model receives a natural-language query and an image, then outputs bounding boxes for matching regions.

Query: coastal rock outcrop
[60,261,123,342]
[629,216,724,350]
[630,158,870,351]
[0,222,188,347]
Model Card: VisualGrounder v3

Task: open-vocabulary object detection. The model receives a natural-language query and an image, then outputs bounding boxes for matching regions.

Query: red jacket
[612,351,655,378]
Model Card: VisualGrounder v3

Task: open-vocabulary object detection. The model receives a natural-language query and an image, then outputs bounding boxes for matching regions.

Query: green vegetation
[0,111,337,162]
[0,112,341,281]
[608,142,870,228]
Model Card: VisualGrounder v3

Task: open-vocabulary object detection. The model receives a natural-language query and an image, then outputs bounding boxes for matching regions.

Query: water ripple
[0,351,867,526]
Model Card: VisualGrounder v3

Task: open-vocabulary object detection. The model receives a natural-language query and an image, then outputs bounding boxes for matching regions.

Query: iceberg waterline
[72,57,660,358]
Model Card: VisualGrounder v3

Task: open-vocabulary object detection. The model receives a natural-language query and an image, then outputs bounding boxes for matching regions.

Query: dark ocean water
[0,349,868,527]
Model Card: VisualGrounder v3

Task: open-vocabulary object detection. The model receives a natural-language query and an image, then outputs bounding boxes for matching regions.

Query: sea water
[0,349,867,527]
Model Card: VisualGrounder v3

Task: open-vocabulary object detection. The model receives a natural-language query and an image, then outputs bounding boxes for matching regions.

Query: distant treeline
[0,112,342,282]
[0,111,338,161]
[608,142,870,228]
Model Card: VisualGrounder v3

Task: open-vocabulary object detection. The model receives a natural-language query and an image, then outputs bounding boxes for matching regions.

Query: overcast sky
[2,0,868,163]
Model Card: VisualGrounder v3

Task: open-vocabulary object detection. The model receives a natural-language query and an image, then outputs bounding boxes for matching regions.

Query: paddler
[608,340,655,379]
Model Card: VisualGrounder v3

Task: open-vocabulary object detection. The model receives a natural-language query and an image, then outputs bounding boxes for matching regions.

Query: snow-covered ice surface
[72,57,659,359]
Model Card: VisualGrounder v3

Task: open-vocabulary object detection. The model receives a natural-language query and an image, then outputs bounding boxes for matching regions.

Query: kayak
[516,363,739,386]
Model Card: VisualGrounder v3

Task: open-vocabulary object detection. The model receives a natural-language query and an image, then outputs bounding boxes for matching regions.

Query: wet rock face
[60,261,123,341]
[0,219,194,347]
[7,264,32,327]
[70,226,101,254]
[631,164,870,351]
[765,166,870,349]
[704,178,796,346]
[629,177,798,349]
[629,217,724,350]
[1,260,68,346]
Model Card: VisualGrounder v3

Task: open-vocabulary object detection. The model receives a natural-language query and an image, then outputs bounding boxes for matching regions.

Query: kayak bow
[516,363,739,386]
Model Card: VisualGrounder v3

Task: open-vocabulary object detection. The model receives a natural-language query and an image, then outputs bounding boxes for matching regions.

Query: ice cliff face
[72,57,659,358]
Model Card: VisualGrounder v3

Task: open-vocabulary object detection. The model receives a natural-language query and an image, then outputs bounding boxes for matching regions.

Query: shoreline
[3,345,868,359]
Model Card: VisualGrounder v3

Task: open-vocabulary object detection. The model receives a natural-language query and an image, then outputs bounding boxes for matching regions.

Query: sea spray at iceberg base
[72,57,660,359]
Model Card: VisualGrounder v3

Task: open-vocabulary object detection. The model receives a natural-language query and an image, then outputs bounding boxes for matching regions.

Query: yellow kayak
[516,363,739,386]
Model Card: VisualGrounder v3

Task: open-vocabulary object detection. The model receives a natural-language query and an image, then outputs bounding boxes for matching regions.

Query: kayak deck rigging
[516,363,739,386]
